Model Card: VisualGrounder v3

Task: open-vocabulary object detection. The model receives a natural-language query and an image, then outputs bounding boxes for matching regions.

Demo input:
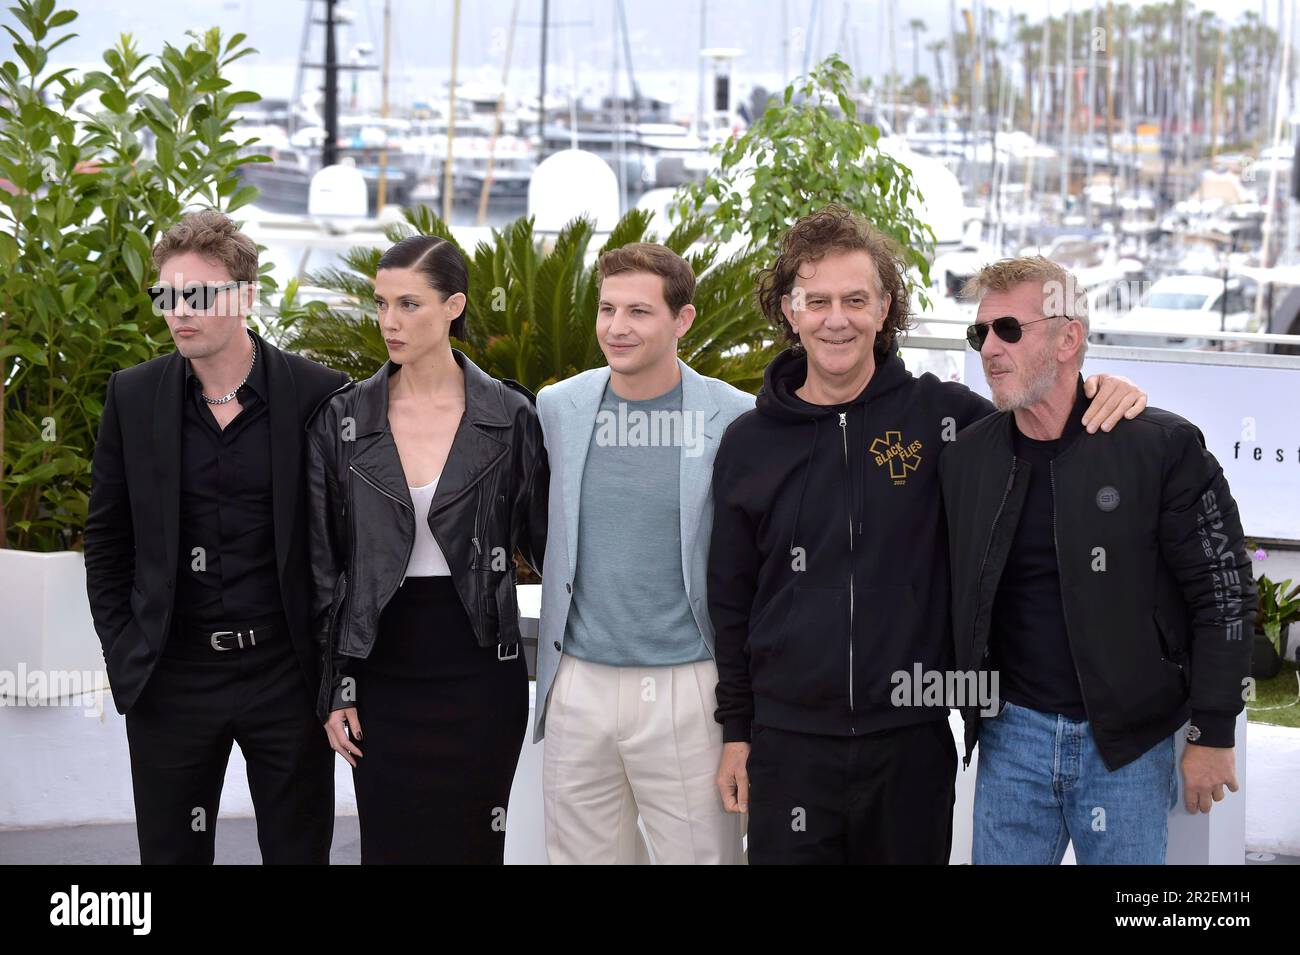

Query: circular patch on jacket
[1096,486,1121,512]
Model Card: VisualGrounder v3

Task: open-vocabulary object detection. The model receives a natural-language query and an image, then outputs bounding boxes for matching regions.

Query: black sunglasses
[965,315,1066,351]
[147,282,243,314]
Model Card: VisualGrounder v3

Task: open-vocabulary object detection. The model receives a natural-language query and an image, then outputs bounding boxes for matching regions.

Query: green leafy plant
[1256,575,1300,656]
[0,0,271,551]
[673,53,936,303]
[271,204,775,394]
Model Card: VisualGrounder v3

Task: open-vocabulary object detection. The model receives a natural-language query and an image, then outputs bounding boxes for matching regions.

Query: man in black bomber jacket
[708,206,1147,865]
[939,256,1255,865]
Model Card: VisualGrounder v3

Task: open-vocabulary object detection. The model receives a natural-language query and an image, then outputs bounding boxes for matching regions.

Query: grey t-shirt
[562,377,709,667]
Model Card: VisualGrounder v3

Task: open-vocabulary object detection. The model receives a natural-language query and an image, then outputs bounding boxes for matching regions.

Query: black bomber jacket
[939,378,1257,771]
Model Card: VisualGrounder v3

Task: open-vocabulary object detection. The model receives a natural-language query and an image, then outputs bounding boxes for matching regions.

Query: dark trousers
[747,718,957,864]
[124,627,335,864]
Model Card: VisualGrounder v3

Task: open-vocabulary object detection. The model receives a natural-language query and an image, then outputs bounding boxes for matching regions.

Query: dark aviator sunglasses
[965,314,1067,351]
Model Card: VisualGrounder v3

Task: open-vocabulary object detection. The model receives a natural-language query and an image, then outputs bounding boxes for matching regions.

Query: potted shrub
[1253,575,1300,680]
[0,1,269,695]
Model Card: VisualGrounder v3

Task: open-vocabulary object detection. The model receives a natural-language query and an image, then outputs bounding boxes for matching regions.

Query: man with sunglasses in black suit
[940,256,1255,864]
[84,210,349,863]
[709,207,1150,864]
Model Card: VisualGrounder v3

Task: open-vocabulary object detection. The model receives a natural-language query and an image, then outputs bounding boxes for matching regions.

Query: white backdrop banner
[961,349,1300,542]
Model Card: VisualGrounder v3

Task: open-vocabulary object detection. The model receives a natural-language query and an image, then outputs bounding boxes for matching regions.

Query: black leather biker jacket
[305,349,547,720]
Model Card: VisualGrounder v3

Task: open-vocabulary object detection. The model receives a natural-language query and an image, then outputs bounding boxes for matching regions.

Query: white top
[405,477,452,577]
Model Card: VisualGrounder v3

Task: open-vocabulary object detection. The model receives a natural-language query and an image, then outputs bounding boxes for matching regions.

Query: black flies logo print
[869,430,923,486]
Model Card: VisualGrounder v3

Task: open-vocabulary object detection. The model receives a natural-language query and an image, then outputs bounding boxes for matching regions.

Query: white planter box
[0,559,1293,863]
[1244,723,1300,856]
[0,550,108,704]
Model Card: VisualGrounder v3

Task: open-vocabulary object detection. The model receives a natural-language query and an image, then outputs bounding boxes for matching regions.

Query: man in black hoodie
[708,205,1146,864]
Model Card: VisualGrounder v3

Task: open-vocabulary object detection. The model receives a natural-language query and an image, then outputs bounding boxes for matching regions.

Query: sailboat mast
[1085,0,1098,226]
[697,1,708,139]
[1018,2,1051,249]
[291,0,314,136]
[323,0,339,168]
[478,0,521,225]
[781,0,789,88]
[1259,0,1295,273]
[538,0,549,163]
[443,0,461,223]
[1062,0,1073,216]
[1212,23,1224,162]
[888,0,898,133]
[377,0,391,210]
[1105,1,1116,209]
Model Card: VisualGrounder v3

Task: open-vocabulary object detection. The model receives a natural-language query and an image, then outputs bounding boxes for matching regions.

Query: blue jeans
[972,700,1178,865]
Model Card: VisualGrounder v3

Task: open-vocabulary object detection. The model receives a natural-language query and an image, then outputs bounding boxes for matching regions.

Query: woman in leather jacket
[305,235,547,864]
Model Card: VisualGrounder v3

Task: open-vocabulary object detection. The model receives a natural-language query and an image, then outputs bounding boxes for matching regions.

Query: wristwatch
[1186,724,1202,743]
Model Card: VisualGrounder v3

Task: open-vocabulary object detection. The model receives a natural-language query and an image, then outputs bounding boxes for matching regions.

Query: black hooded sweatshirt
[709,345,993,742]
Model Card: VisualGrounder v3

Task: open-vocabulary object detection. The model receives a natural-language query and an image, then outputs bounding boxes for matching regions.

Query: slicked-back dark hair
[377,236,469,340]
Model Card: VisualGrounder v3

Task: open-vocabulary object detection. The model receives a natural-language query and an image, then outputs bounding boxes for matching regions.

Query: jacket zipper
[839,411,855,721]
[424,472,498,645]
[349,463,415,618]
[471,484,484,638]
[1048,461,1095,727]
[338,466,357,653]
[974,458,1019,665]
[471,483,481,567]
[418,480,485,641]
[326,570,348,664]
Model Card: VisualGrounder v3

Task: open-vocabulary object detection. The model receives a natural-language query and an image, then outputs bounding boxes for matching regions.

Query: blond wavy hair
[963,255,1089,366]
[151,209,259,284]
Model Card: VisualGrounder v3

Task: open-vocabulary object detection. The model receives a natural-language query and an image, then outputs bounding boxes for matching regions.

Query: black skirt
[351,575,527,864]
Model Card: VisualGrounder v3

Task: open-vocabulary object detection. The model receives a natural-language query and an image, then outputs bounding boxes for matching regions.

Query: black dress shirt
[174,333,284,627]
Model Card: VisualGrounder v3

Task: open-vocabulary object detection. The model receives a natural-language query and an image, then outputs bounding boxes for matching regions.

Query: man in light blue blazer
[534,243,754,864]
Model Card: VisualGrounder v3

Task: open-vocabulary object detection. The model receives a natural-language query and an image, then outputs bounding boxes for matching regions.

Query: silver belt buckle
[497,642,519,661]
[210,629,257,651]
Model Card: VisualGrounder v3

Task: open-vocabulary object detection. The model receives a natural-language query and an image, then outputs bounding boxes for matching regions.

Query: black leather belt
[170,616,284,652]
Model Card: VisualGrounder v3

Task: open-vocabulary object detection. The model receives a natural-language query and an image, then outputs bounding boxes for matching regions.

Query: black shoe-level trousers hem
[351,575,528,864]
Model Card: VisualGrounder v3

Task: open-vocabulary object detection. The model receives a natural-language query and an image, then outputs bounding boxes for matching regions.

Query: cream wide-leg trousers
[542,654,745,865]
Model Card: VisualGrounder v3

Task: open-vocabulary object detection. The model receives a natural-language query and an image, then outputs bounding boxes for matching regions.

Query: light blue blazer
[532,359,755,742]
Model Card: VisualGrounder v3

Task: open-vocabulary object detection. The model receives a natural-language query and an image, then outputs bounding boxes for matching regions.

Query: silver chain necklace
[200,330,257,405]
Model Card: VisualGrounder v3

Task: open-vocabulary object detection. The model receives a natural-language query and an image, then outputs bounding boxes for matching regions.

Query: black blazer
[84,331,349,714]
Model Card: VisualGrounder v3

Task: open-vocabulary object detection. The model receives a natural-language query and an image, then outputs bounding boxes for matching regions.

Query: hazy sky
[4,0,1294,109]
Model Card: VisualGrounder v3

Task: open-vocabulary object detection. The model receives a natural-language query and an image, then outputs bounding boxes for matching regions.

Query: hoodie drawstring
[788,417,821,557]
